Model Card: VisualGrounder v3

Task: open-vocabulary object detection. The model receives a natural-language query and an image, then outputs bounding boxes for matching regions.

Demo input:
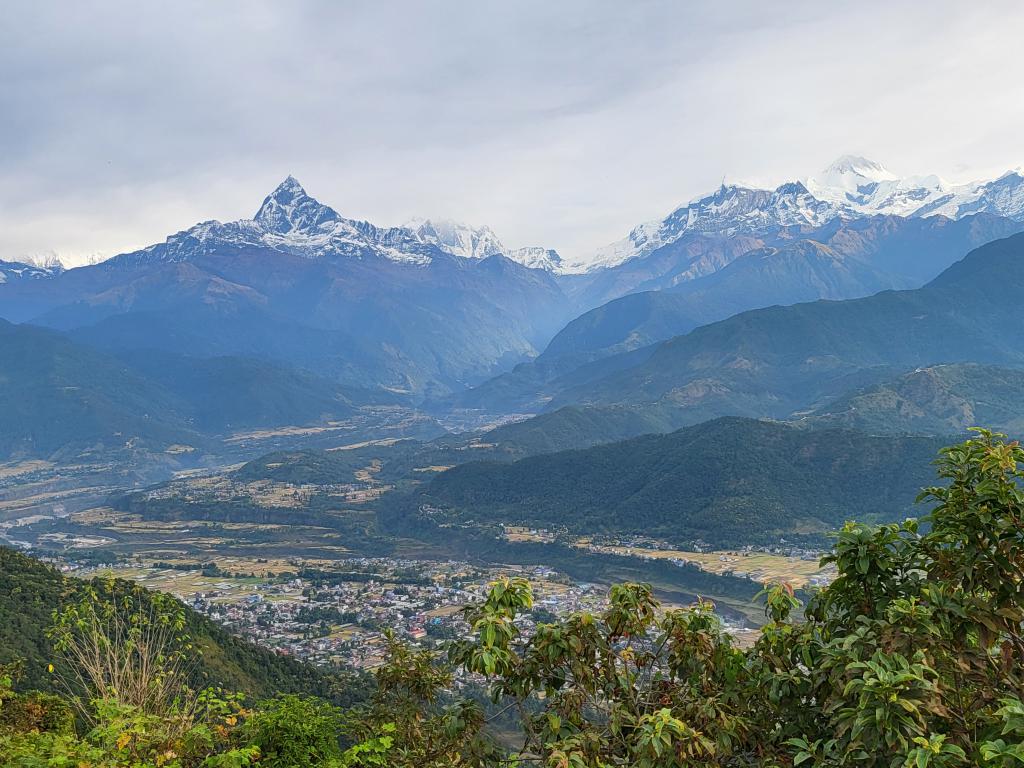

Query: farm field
[500,527,831,589]
[581,543,832,588]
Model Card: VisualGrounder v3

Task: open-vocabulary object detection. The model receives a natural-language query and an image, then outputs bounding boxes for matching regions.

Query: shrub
[241,694,344,768]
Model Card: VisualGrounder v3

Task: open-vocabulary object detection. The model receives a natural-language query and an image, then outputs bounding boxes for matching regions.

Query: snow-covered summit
[574,181,840,272]
[577,156,1024,272]
[22,252,67,271]
[806,155,953,217]
[110,178,565,272]
[506,246,564,272]
[811,155,898,190]
[406,217,565,271]
[110,177,435,267]
[406,218,505,260]
[916,169,1024,220]
[807,156,1024,221]
[73,164,1024,277]
[254,175,341,235]
[0,258,64,283]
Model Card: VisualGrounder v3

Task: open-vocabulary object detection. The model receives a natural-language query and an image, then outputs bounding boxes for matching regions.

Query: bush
[242,694,344,768]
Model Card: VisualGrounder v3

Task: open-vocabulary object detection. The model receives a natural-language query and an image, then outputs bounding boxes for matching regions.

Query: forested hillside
[0,320,200,457]
[547,232,1024,425]
[407,417,945,544]
[0,319,414,461]
[799,363,1024,435]
[460,214,1024,413]
[0,547,366,705]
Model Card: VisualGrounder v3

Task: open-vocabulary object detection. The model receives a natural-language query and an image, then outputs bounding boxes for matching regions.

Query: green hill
[461,214,1023,412]
[799,363,1024,435]
[0,546,367,705]
[406,417,945,546]
[0,320,200,458]
[481,404,686,455]
[0,320,389,460]
[117,350,363,432]
[549,232,1024,425]
[483,361,1024,456]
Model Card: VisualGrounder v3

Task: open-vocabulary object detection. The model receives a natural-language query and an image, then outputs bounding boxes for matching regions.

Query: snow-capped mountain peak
[806,156,1024,221]
[579,155,1024,273]
[254,176,341,235]
[815,155,898,186]
[0,258,64,283]
[805,155,950,216]
[92,160,1024,277]
[406,218,505,260]
[109,179,566,272]
[21,252,67,271]
[109,178,433,268]
[506,246,564,272]
[574,180,840,272]
[405,217,566,271]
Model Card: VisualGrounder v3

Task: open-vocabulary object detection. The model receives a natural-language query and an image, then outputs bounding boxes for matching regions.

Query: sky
[3,1,1024,268]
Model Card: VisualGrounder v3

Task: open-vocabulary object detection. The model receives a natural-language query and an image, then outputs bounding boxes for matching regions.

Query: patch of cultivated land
[137,460,390,508]
[583,543,832,588]
[226,422,359,442]
[24,505,368,563]
[0,460,54,480]
[94,566,274,601]
[326,438,405,452]
[502,526,557,543]
[499,527,831,588]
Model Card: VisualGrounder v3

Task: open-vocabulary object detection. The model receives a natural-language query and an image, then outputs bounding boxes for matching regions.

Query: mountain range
[797,363,1024,436]
[0,258,63,284]
[533,231,1024,431]
[3,156,1024,462]
[0,319,403,460]
[458,212,1023,411]
[581,155,1024,271]
[0,178,579,397]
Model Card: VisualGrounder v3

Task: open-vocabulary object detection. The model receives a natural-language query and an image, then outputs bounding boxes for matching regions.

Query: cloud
[2,0,1023,266]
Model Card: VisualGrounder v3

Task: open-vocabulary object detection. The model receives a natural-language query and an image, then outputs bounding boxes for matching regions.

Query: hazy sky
[3,1,1024,267]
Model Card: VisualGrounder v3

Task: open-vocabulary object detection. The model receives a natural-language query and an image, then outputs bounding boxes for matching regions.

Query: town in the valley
[24,537,832,672]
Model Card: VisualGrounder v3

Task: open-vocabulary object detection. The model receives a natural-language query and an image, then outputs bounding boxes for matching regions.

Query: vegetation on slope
[481,403,687,455]
[462,214,1024,413]
[799,362,1024,435]
[549,232,1024,425]
[0,547,367,705]
[116,350,364,432]
[0,320,200,458]
[0,320,394,460]
[406,417,945,545]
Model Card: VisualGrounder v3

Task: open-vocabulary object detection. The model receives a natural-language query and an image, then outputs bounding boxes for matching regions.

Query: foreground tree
[48,578,196,723]
[444,429,1024,766]
[2,579,258,767]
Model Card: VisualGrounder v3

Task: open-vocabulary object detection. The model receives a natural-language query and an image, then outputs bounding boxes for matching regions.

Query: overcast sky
[3,1,1024,267]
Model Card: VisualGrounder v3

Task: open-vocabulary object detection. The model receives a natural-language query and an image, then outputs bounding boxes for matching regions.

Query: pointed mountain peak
[254,176,339,235]
[818,155,897,183]
[274,175,306,195]
[775,180,811,196]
